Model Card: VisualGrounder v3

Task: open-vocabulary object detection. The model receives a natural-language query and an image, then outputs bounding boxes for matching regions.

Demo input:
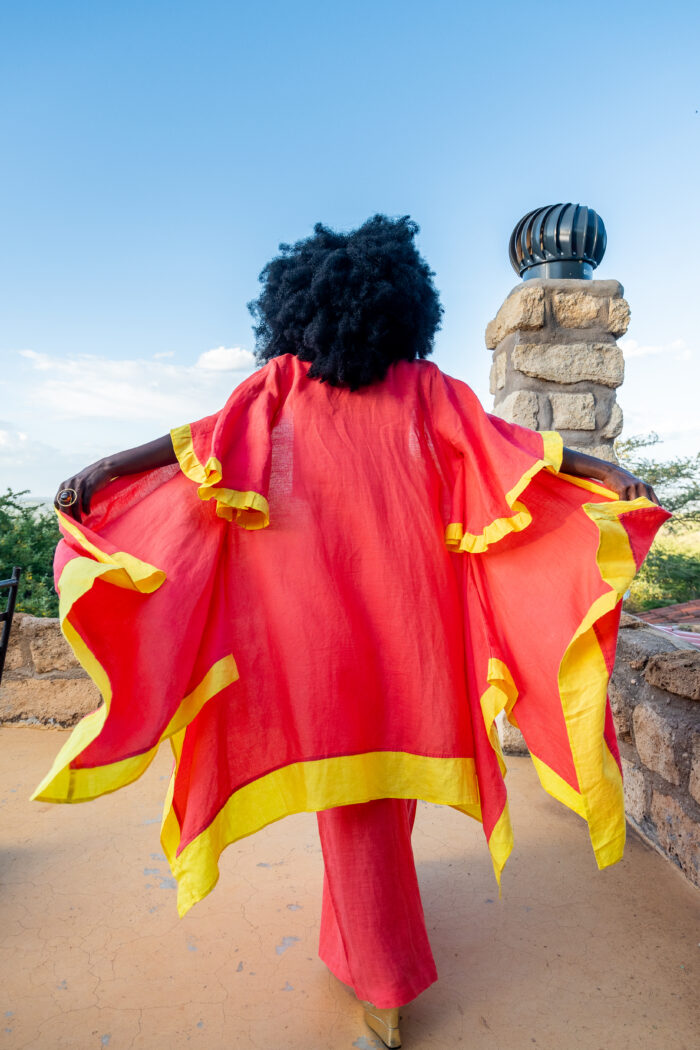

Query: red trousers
[317,798,438,1008]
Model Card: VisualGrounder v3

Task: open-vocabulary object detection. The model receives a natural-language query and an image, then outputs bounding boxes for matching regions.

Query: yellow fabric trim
[529,754,586,818]
[170,423,221,486]
[536,494,657,870]
[32,519,237,803]
[554,471,619,500]
[480,658,518,777]
[170,422,270,529]
[160,752,481,917]
[487,801,514,888]
[450,799,482,822]
[32,521,168,802]
[445,430,563,554]
[33,650,238,804]
[162,656,237,739]
[161,654,522,915]
[200,487,270,528]
[31,618,112,802]
[445,435,651,871]
[160,730,185,868]
[477,658,518,884]
[57,511,165,593]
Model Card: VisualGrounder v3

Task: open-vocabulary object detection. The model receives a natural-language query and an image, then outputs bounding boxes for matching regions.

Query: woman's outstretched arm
[54,435,661,525]
[54,434,177,521]
[560,446,660,505]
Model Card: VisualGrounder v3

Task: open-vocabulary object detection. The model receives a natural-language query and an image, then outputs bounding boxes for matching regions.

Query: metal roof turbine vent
[509,203,607,280]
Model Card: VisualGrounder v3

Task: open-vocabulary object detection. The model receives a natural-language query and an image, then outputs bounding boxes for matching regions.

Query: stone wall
[0,614,100,725]
[611,614,700,887]
[487,278,629,462]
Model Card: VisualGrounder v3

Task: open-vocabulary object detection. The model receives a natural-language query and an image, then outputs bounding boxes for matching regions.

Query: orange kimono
[34,355,669,918]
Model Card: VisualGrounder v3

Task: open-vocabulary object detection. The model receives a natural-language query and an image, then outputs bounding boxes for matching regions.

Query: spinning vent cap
[509,203,607,280]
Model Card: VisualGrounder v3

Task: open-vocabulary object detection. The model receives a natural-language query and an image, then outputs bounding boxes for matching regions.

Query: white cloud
[0,420,80,497]
[0,423,29,451]
[18,349,53,371]
[624,408,700,438]
[620,337,692,361]
[197,346,255,371]
[16,347,256,423]
[1,348,259,495]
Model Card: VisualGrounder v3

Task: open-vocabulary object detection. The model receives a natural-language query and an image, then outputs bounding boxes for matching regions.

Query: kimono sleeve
[170,360,285,529]
[430,369,564,553]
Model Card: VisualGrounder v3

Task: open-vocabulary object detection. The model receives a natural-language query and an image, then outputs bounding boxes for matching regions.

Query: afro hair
[248,214,443,390]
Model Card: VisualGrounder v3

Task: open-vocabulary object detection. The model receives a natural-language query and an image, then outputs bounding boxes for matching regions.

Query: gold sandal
[361,1001,402,1048]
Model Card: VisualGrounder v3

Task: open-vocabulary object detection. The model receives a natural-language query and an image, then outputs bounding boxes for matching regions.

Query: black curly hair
[248,214,443,390]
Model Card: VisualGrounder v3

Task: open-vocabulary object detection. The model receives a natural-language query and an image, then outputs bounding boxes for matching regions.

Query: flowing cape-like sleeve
[431,369,670,880]
[32,363,284,812]
[169,360,288,528]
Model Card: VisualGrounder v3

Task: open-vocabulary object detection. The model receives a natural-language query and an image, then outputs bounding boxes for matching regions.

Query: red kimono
[34,356,669,920]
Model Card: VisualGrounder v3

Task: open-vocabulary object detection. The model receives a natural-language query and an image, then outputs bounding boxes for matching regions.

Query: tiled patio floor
[1,727,698,1050]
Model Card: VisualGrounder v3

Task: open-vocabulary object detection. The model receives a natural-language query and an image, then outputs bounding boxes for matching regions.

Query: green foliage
[615,433,700,610]
[615,432,700,528]
[625,531,700,612]
[0,489,60,617]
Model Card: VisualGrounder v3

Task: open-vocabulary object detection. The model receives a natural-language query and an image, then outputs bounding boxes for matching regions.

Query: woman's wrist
[560,446,610,481]
[560,446,660,505]
[95,455,117,479]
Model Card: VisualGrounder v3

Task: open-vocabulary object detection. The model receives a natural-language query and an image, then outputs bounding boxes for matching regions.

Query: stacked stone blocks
[0,613,100,726]
[487,278,629,462]
[610,615,700,887]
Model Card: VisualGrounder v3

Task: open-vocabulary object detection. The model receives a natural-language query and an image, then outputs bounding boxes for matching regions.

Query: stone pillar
[486,278,629,462]
[490,204,629,755]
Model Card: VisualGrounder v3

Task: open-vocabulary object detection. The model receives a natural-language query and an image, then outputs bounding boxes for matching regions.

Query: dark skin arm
[559,446,660,505]
[54,434,661,523]
[55,435,177,521]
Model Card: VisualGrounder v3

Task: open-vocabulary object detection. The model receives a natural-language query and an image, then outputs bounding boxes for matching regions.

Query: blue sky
[1,0,699,496]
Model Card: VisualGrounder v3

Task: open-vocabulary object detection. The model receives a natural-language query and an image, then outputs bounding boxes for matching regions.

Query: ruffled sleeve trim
[170,423,270,529]
[445,430,563,554]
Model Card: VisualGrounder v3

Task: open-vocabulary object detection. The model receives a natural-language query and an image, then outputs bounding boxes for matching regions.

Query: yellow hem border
[160,751,481,917]
[445,430,563,554]
[31,512,238,803]
[444,437,657,870]
[170,423,269,528]
[528,492,661,869]
[478,658,517,885]
[160,654,521,916]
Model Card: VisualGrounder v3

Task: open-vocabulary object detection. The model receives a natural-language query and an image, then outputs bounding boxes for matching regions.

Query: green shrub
[616,433,700,611]
[0,489,60,617]
[625,531,700,612]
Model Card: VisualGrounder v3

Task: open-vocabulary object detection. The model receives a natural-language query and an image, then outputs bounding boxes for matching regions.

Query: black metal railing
[0,567,21,686]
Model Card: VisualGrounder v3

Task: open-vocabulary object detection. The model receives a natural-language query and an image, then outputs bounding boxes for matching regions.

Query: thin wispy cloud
[17,347,256,422]
[0,420,81,495]
[197,346,254,371]
[620,337,692,361]
[624,408,700,439]
[1,347,258,494]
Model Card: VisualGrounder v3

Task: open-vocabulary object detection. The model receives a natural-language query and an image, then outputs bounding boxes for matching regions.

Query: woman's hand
[54,435,178,523]
[560,446,661,506]
[596,463,661,505]
[54,458,114,522]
